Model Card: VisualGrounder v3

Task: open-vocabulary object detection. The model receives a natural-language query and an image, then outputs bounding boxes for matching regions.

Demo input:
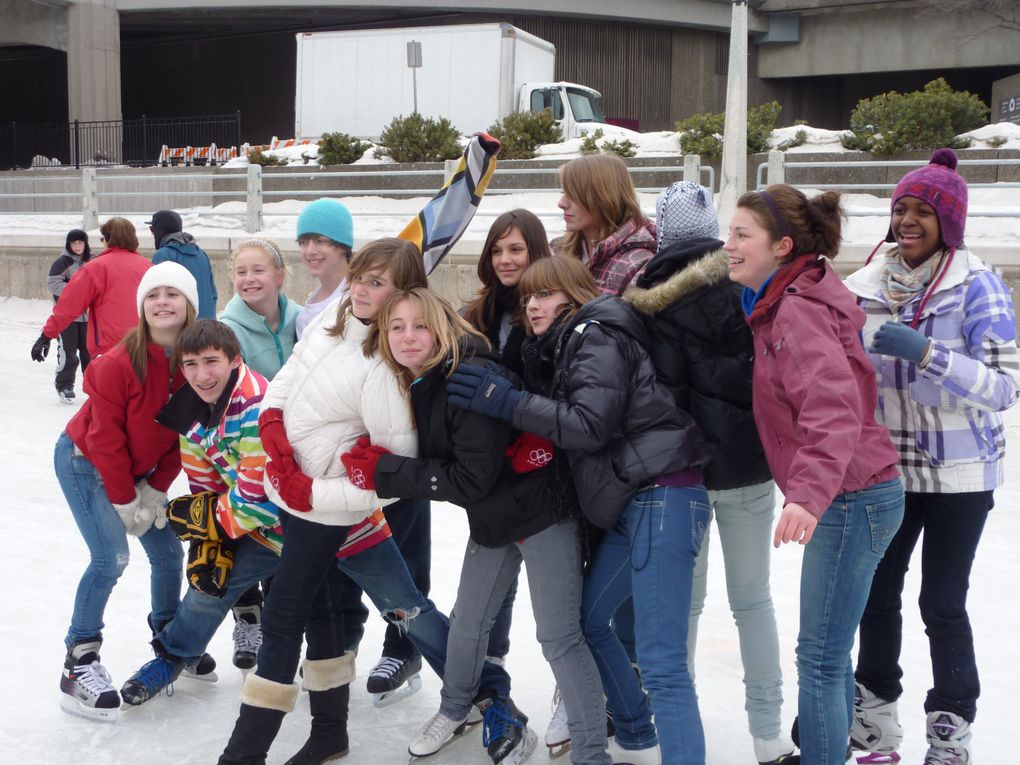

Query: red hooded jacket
[65,342,185,504]
[43,247,152,357]
[748,256,899,519]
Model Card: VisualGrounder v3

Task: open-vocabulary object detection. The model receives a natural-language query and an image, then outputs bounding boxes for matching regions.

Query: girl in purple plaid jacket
[844,148,1020,765]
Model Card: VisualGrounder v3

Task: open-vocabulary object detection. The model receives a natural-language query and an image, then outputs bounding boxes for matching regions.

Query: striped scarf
[880,247,946,310]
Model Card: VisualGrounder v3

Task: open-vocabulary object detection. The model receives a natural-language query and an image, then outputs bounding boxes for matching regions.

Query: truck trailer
[295,23,614,141]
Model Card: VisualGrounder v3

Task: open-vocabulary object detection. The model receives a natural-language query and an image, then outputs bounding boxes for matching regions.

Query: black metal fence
[0,112,242,170]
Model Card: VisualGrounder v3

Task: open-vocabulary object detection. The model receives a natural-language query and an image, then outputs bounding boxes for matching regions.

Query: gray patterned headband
[238,238,285,269]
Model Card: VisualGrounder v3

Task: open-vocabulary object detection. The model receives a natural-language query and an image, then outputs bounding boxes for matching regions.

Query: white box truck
[295,23,620,141]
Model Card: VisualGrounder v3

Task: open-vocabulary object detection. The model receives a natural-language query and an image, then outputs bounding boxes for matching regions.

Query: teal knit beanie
[296,198,354,248]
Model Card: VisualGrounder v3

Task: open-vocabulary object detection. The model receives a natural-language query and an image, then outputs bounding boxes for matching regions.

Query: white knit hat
[136,261,200,316]
[655,181,720,250]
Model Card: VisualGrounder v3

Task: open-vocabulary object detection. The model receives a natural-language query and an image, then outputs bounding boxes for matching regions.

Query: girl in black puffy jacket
[448,256,710,765]
[341,287,613,765]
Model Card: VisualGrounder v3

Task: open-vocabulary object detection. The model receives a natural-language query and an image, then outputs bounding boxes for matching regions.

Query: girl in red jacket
[55,261,199,723]
[725,185,905,765]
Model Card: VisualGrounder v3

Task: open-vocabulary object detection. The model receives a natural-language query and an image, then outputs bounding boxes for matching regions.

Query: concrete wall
[757,4,1020,78]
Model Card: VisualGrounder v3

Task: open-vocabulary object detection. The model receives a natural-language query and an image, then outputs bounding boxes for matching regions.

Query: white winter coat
[262,306,417,525]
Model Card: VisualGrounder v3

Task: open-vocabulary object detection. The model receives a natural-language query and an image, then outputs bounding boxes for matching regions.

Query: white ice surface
[2,296,1017,764]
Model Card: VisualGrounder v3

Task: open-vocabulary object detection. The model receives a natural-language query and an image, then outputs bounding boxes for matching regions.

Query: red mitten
[259,409,297,471]
[265,459,313,512]
[340,445,387,491]
[506,432,555,474]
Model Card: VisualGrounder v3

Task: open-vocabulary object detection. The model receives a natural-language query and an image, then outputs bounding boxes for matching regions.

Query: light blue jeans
[797,478,904,765]
[687,480,784,739]
[55,432,183,648]
[443,519,611,765]
[582,486,710,765]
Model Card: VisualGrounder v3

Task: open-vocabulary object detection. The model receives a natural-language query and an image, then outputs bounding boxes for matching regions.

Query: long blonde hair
[374,288,488,393]
[325,238,427,355]
[558,154,645,256]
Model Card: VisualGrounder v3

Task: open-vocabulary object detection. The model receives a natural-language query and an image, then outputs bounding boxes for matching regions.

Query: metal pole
[717,0,749,228]
[236,110,242,151]
[74,119,81,170]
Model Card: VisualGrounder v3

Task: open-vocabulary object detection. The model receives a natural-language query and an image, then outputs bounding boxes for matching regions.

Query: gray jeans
[441,519,611,765]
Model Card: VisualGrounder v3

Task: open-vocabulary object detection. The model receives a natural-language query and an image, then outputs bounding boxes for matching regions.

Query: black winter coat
[513,295,708,529]
[625,239,771,491]
[374,338,560,547]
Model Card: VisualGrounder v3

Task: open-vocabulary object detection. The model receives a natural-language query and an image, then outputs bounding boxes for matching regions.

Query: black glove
[166,492,226,542]
[31,333,52,362]
[186,538,235,598]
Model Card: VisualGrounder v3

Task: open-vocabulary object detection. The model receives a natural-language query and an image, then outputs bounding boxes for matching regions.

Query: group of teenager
[34,146,1017,765]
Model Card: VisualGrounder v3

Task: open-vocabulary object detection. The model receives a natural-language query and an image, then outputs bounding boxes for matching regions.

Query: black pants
[855,489,993,722]
[55,322,90,391]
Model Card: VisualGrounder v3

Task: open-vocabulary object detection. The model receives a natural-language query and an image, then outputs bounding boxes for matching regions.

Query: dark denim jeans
[582,486,710,765]
[797,478,904,765]
[55,432,183,648]
[379,498,431,660]
[856,489,992,722]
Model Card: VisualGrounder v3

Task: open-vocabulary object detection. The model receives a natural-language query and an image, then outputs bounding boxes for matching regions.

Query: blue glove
[869,320,932,363]
[447,363,523,421]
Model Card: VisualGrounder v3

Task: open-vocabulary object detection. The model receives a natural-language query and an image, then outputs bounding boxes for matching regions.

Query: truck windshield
[565,87,606,123]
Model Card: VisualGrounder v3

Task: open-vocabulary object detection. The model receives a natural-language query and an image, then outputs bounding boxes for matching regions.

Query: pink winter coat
[747,257,899,519]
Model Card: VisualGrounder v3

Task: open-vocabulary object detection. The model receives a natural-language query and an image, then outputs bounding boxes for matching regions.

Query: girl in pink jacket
[725,184,904,765]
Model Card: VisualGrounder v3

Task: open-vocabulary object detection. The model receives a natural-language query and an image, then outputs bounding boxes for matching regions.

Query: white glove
[137,481,168,531]
[112,495,150,537]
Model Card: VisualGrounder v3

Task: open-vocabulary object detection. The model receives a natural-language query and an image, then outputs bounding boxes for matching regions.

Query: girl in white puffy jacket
[218,238,428,764]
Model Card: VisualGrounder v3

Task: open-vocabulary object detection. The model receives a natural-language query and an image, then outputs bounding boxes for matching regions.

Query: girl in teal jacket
[219,238,302,381]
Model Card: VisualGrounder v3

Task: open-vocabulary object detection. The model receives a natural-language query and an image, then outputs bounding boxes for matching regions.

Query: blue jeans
[797,478,904,765]
[338,537,510,698]
[582,486,710,765]
[381,498,431,660]
[55,432,183,648]
[688,480,784,739]
[156,536,281,660]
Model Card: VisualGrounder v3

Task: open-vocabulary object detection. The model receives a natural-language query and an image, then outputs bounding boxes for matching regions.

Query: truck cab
[520,82,611,140]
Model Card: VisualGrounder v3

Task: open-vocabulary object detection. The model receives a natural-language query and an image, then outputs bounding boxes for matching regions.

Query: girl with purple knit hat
[844,148,1020,765]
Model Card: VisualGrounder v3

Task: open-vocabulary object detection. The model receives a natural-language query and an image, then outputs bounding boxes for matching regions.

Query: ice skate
[58,388,76,404]
[408,709,471,760]
[850,682,902,760]
[480,694,537,764]
[367,655,422,708]
[923,711,971,765]
[231,604,262,672]
[608,738,661,765]
[754,733,796,765]
[181,651,218,682]
[120,654,184,705]
[545,687,570,758]
[59,639,120,722]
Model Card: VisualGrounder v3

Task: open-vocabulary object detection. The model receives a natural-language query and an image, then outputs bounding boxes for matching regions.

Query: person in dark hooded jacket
[623,182,792,764]
[448,256,709,765]
[149,209,218,318]
[47,229,93,402]
[341,287,611,765]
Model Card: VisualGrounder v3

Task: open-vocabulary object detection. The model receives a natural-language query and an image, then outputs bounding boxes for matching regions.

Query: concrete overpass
[2,0,1018,143]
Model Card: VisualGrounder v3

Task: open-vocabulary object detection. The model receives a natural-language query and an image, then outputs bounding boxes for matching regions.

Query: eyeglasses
[518,289,557,307]
[297,236,337,248]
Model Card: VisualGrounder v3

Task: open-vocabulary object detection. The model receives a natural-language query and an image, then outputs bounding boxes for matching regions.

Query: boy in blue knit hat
[295,198,354,338]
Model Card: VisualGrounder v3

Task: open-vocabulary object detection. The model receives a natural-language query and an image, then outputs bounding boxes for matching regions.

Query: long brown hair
[461,209,553,335]
[558,154,645,256]
[100,217,140,252]
[123,302,197,381]
[736,185,844,260]
[517,256,600,335]
[374,288,488,393]
[325,237,427,354]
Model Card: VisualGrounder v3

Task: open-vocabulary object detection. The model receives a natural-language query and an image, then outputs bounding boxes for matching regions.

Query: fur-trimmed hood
[625,246,729,317]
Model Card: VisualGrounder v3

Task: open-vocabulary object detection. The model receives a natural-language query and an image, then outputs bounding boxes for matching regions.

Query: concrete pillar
[66,1,121,124]
[718,0,749,230]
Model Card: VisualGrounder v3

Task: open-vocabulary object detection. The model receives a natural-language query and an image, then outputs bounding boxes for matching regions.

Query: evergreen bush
[318,132,371,165]
[676,101,783,157]
[487,109,563,159]
[377,113,462,163]
[841,78,988,155]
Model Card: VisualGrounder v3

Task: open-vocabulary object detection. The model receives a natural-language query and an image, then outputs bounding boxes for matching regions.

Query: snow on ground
[2,295,1019,764]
